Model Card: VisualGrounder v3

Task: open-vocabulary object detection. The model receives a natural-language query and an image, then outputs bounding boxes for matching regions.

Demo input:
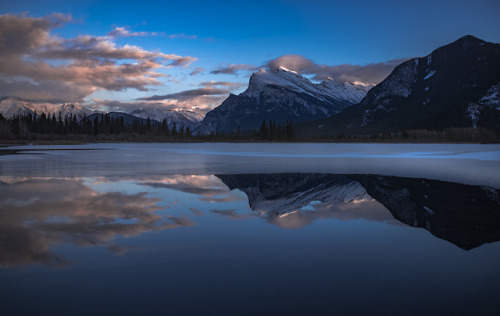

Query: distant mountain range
[0,98,203,131]
[196,67,373,134]
[298,35,500,136]
[0,98,93,120]
[129,108,203,131]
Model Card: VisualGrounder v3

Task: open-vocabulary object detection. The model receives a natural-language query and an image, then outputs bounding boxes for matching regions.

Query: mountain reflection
[217,174,397,228]
[217,174,500,249]
[1,173,499,268]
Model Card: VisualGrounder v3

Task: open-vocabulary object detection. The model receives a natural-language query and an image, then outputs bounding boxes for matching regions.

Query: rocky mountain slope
[298,35,500,136]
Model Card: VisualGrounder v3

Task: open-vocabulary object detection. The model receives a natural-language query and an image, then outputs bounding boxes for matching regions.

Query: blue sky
[1,0,499,113]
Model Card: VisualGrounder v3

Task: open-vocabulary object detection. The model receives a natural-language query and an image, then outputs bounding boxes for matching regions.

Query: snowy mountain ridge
[196,67,373,134]
[129,108,203,131]
[0,98,94,119]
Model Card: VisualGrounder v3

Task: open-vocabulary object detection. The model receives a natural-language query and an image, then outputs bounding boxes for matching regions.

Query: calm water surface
[1,143,500,315]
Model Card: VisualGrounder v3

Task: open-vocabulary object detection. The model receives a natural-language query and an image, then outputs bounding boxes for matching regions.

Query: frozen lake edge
[1,142,499,188]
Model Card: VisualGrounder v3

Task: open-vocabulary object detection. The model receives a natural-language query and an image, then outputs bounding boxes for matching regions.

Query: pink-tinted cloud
[137,87,230,101]
[200,81,246,89]
[108,26,150,38]
[267,54,411,84]
[210,64,259,75]
[189,67,205,76]
[92,94,227,115]
[0,13,198,103]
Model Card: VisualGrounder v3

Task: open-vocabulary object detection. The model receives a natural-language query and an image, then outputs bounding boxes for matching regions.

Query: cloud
[0,13,198,103]
[108,26,150,38]
[93,94,227,115]
[137,87,230,101]
[200,81,246,89]
[265,200,398,229]
[189,208,204,216]
[266,55,411,84]
[189,67,205,76]
[210,209,254,220]
[210,64,259,75]
[139,175,245,203]
[0,78,94,103]
[168,33,198,40]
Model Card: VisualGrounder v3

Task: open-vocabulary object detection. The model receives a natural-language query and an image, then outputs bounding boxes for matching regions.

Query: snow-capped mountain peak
[196,67,374,134]
[0,98,34,118]
[242,67,372,104]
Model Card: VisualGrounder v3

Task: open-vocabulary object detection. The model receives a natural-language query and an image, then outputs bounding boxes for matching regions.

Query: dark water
[1,144,500,315]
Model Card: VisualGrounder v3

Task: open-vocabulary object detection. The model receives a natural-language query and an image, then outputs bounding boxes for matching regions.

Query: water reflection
[218,174,500,249]
[352,174,500,250]
[0,173,499,268]
[217,174,396,228]
[0,177,195,267]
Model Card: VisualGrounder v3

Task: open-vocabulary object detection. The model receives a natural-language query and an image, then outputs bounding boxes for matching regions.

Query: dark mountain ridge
[298,35,500,136]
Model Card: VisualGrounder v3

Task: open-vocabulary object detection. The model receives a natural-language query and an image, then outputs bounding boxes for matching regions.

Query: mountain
[196,67,373,134]
[0,98,34,118]
[87,112,156,125]
[0,97,94,120]
[298,35,500,136]
[129,108,203,131]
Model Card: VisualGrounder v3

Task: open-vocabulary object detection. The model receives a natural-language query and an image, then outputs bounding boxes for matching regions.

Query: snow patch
[466,103,480,128]
[423,206,435,216]
[424,70,436,80]
[278,66,298,74]
[479,82,500,110]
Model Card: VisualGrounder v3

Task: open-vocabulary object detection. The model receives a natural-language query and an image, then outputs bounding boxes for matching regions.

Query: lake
[1,143,500,315]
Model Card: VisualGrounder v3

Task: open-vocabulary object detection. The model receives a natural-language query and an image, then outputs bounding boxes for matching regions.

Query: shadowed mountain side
[298,36,500,136]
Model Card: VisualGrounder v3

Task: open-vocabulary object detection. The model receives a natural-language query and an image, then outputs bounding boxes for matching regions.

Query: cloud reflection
[0,178,194,267]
